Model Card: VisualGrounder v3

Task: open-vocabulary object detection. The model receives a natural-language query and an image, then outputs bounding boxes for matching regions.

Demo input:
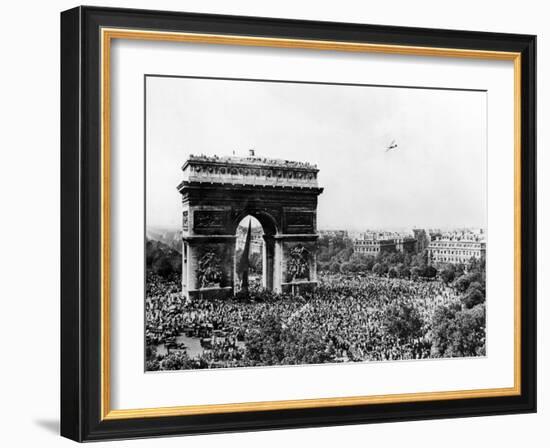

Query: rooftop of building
[430,237,486,244]
[433,232,485,242]
[355,231,416,241]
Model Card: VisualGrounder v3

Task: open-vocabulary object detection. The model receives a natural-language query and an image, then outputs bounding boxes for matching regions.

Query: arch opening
[235,216,265,293]
[232,209,278,237]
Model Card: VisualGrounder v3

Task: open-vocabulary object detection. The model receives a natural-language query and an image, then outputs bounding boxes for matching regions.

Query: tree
[154,257,175,278]
[349,254,375,273]
[468,281,485,295]
[363,256,376,271]
[372,262,388,276]
[454,272,484,293]
[453,274,472,293]
[281,328,335,365]
[146,239,182,278]
[388,267,398,278]
[399,266,411,279]
[350,253,366,264]
[317,261,330,272]
[383,302,423,342]
[329,261,341,274]
[455,263,466,276]
[467,256,485,273]
[461,285,485,309]
[440,264,456,284]
[410,266,422,281]
[146,359,160,371]
[159,351,195,370]
[244,315,335,366]
[145,345,160,371]
[431,303,486,358]
[422,265,437,279]
[317,234,354,264]
[340,261,353,273]
[337,246,355,262]
[245,315,285,365]
[411,250,429,268]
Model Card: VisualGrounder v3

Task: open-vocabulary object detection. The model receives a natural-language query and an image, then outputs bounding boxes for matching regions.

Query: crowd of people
[146,271,470,370]
[283,274,459,362]
[145,275,185,345]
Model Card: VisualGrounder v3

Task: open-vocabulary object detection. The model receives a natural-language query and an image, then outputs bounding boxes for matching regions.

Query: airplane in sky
[385,140,398,152]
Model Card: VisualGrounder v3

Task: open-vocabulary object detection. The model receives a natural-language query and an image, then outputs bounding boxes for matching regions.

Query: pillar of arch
[177,154,323,300]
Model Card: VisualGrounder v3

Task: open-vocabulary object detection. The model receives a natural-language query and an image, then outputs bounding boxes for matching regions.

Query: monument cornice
[177,180,324,195]
[182,235,238,242]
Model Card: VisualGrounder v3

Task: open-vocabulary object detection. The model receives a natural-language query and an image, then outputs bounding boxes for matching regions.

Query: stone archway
[231,210,278,292]
[177,154,323,300]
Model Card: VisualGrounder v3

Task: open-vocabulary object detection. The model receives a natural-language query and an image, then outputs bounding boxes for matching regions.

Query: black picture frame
[61,5,536,442]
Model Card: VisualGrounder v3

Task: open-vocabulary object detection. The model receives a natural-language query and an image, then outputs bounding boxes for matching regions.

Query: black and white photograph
[145,75,488,371]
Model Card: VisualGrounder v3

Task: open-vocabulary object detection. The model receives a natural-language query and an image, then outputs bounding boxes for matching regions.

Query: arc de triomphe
[177,154,323,300]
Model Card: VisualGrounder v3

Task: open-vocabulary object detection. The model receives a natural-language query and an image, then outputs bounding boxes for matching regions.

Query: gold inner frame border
[99,27,522,421]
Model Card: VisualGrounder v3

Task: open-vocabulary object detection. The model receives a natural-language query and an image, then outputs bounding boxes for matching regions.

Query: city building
[353,231,417,255]
[395,237,417,253]
[427,230,486,264]
[353,238,397,255]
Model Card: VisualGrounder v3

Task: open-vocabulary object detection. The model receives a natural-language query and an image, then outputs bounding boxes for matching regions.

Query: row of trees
[318,235,435,278]
[146,346,206,371]
[146,239,182,279]
[431,302,486,358]
[244,315,335,366]
[318,234,485,286]
[319,244,439,281]
[431,257,486,357]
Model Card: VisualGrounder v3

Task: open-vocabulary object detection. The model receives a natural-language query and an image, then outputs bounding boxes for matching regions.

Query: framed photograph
[60,6,536,442]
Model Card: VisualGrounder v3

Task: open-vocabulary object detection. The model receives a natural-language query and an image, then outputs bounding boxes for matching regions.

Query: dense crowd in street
[146,272,464,369]
[145,275,185,345]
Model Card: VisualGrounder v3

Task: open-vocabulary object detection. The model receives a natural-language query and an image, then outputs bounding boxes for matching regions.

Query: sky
[146,76,487,231]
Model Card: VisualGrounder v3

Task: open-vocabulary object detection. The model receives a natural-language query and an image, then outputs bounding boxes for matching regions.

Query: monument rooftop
[182,154,318,171]
[179,153,321,190]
